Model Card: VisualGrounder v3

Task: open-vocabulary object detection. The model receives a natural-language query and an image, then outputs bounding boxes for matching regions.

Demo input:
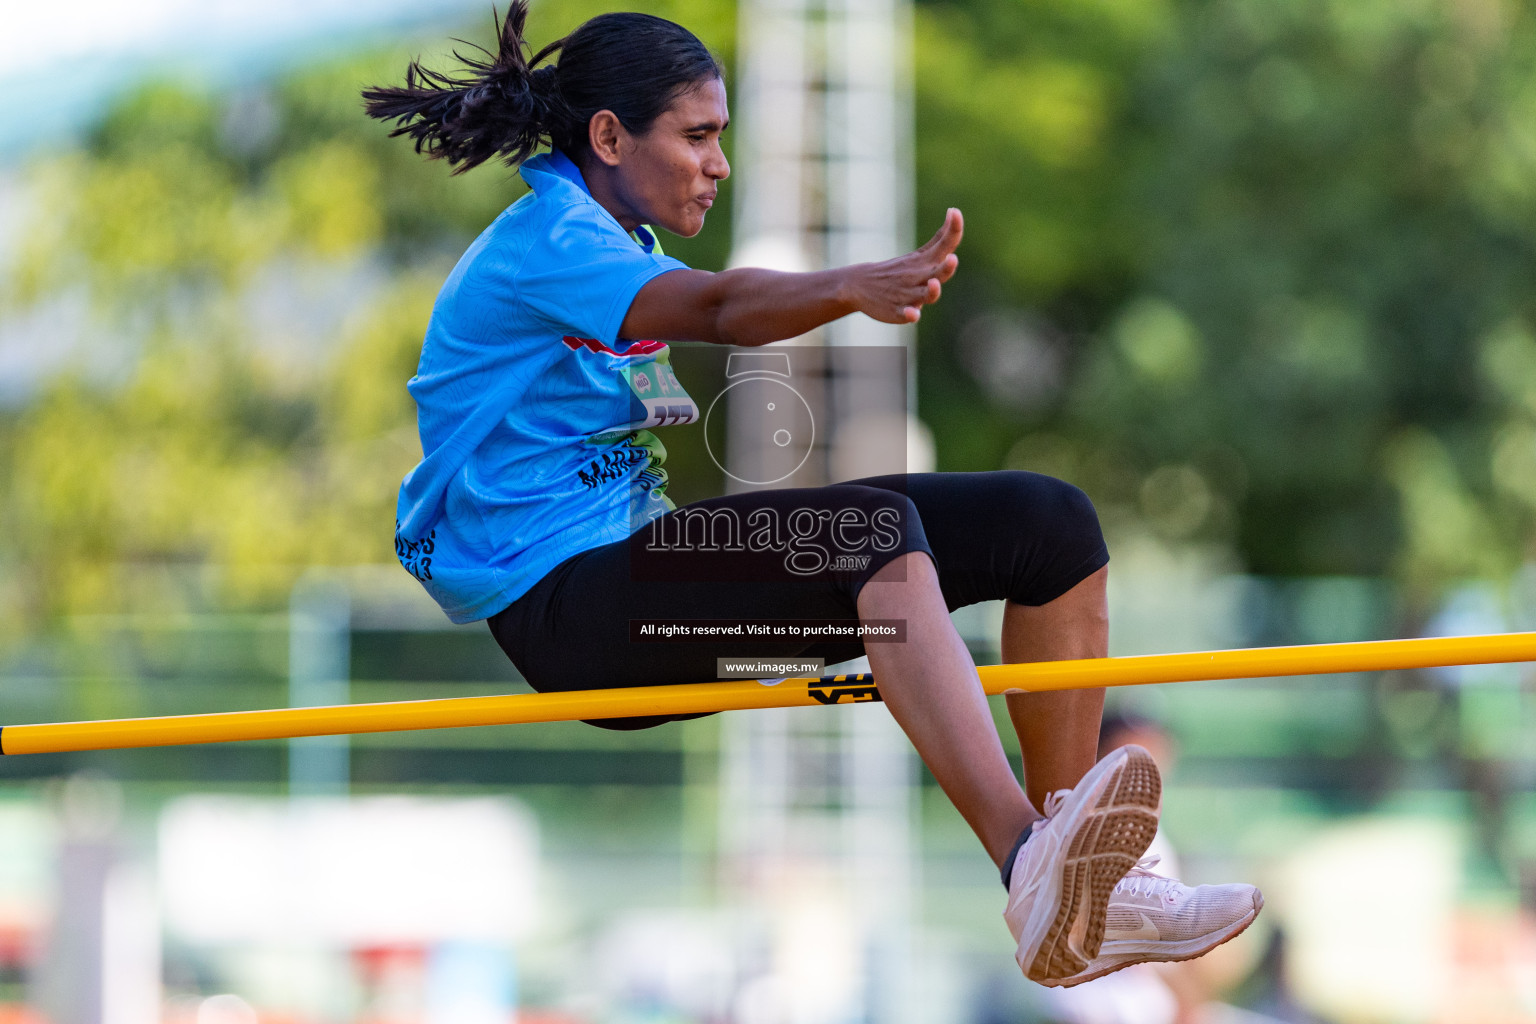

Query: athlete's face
[595,78,730,238]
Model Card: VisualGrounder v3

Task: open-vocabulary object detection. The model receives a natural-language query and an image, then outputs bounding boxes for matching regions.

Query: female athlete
[363,3,1261,987]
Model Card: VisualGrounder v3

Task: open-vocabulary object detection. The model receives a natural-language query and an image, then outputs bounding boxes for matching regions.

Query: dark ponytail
[363,2,724,175]
[362,2,564,173]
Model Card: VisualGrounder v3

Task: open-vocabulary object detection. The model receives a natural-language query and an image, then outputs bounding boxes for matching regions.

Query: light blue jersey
[395,151,698,623]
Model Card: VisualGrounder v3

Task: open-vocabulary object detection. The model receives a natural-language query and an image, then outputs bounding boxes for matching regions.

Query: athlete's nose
[708,142,730,181]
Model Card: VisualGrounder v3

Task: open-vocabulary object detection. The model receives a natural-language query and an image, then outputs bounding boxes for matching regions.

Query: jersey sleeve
[516,200,688,344]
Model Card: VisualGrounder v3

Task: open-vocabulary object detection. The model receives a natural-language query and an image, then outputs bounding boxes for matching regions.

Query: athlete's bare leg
[857,552,1035,869]
[1002,566,1109,811]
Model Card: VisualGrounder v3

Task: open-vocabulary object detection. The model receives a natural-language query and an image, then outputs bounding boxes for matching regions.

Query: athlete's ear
[589,110,627,167]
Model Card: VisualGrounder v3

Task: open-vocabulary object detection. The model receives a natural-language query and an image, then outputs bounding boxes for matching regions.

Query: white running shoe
[1004,745,1162,984]
[1044,856,1265,988]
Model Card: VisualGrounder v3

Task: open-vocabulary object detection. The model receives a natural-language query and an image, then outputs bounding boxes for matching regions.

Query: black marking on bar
[807,672,882,705]
[1,727,7,755]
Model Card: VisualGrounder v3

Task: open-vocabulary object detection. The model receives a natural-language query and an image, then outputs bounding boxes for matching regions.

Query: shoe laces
[1112,856,1181,901]
[1031,789,1071,834]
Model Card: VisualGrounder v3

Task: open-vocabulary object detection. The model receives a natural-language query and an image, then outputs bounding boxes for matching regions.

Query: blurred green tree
[0,5,734,624]
[915,0,1536,612]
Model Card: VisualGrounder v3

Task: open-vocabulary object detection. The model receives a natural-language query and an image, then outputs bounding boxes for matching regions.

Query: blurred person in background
[362,2,1260,987]
[1041,712,1273,1023]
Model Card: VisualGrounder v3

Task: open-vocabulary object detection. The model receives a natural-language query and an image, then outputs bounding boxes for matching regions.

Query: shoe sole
[1048,890,1265,989]
[1020,745,1161,984]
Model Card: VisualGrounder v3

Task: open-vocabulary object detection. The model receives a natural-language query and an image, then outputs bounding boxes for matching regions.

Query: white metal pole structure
[729,0,817,279]
[724,0,918,1020]
[824,0,917,484]
[288,574,351,796]
[822,7,919,1023]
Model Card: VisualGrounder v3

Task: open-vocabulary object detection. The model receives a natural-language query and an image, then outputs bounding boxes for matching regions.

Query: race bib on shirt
[623,358,698,428]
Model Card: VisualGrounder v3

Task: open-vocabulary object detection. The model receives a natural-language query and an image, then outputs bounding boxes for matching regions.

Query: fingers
[863,216,961,323]
[920,208,964,257]
[920,216,948,251]
[913,214,962,293]
[890,281,941,323]
[935,252,959,284]
[938,207,964,255]
[889,272,945,320]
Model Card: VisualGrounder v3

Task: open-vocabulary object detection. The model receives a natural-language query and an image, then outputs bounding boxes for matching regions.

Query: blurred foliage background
[3,0,1536,630]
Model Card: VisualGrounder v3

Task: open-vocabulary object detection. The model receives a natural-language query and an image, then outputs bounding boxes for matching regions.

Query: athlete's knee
[996,470,1105,553]
[972,471,1106,606]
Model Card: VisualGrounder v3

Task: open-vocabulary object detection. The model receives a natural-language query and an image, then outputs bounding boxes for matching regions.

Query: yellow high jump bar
[3,631,1534,755]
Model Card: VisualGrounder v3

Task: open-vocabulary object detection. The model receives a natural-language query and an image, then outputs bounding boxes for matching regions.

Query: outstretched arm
[620,209,964,346]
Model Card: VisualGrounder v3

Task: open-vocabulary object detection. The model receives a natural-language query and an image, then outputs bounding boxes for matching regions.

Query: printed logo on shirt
[579,431,672,501]
[395,522,436,581]
[578,446,650,489]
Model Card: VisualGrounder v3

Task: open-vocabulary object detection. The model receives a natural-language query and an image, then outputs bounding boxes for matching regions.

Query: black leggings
[488,471,1108,728]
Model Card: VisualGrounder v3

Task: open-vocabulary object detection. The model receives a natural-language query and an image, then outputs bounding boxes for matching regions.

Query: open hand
[846,208,963,324]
